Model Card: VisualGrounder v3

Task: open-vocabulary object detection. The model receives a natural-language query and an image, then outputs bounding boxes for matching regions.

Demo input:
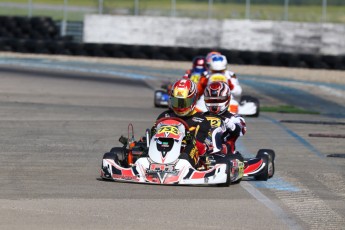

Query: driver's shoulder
[157,109,175,119]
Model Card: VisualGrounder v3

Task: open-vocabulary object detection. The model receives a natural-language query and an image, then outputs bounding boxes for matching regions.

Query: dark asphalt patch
[327,154,345,158]
[309,133,345,138]
[0,66,152,89]
[280,120,345,125]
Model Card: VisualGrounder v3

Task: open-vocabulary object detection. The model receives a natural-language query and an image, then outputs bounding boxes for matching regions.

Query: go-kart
[101,117,245,186]
[153,82,260,117]
[100,118,275,186]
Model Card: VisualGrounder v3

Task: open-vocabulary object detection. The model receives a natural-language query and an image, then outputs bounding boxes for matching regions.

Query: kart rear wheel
[254,149,275,180]
[240,95,260,117]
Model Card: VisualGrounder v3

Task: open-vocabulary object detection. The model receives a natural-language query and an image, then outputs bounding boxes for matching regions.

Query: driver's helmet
[170,79,197,116]
[204,81,231,115]
[192,56,207,73]
[206,51,221,67]
[209,54,228,72]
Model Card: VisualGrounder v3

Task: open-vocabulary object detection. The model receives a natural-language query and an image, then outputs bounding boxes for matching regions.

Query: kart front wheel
[103,147,127,166]
[254,149,275,180]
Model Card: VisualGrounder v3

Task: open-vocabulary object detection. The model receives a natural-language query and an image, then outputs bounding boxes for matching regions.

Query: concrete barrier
[0,16,344,70]
[84,15,345,56]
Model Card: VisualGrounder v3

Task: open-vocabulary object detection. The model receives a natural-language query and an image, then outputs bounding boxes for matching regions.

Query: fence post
[134,0,139,16]
[322,0,327,22]
[60,0,68,37]
[98,0,103,14]
[208,0,213,19]
[245,0,250,19]
[28,0,32,18]
[171,0,176,17]
[284,0,289,21]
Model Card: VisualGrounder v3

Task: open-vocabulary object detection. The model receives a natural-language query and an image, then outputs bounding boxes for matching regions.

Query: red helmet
[204,81,231,115]
[192,56,207,72]
[170,79,197,116]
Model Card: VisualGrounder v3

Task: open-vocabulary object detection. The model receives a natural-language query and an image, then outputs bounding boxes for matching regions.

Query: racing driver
[197,53,242,114]
[203,81,246,156]
[182,56,208,84]
[152,78,211,168]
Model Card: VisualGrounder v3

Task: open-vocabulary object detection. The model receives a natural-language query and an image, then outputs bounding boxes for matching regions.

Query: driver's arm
[194,119,211,156]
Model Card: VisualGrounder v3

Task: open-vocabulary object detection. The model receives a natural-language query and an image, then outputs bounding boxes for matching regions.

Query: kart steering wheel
[154,117,190,131]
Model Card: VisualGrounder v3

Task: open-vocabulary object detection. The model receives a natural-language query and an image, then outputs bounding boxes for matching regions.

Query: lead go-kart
[154,81,260,117]
[100,117,275,186]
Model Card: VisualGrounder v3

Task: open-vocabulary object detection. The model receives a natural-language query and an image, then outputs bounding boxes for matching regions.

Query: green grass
[0,0,344,23]
[261,105,319,114]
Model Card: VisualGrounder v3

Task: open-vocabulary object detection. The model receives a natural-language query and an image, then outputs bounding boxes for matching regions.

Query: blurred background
[0,0,344,69]
[0,0,344,22]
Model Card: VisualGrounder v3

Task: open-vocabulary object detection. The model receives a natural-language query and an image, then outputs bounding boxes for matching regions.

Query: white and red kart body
[100,119,274,186]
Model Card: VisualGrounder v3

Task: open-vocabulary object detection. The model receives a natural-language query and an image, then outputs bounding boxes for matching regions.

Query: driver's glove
[224,118,236,131]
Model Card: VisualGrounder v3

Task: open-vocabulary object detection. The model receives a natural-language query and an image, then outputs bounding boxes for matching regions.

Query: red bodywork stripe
[244,159,263,174]
[191,171,207,179]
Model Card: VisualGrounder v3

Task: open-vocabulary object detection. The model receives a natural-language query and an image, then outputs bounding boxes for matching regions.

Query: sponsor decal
[210,74,227,82]
[146,163,179,183]
[192,117,204,123]
[147,163,178,174]
[206,116,222,128]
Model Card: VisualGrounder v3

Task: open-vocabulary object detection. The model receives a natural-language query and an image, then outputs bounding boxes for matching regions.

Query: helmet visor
[170,96,195,109]
[204,96,228,104]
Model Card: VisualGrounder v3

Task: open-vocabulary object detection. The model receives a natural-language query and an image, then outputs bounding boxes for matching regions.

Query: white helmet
[204,81,231,115]
[209,54,228,72]
[206,51,221,67]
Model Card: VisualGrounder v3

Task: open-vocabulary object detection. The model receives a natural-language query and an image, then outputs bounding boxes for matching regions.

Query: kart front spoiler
[101,158,229,185]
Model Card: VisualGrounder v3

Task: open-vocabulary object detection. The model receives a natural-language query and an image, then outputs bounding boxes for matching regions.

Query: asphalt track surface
[0,57,345,230]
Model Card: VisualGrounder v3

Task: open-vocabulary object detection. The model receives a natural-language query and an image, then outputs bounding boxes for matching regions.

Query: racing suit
[153,109,211,167]
[204,111,246,155]
[182,69,208,85]
[197,70,242,114]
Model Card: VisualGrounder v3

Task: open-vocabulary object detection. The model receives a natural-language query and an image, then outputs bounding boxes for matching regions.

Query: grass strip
[261,105,319,114]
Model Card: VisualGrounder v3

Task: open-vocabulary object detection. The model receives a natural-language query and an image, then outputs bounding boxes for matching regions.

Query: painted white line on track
[241,182,303,230]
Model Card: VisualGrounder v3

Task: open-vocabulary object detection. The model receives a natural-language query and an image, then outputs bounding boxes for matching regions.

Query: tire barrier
[0,16,64,41]
[0,16,344,70]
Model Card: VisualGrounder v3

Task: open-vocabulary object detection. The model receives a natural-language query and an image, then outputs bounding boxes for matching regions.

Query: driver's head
[170,79,197,116]
[204,81,231,115]
[209,54,228,73]
[192,56,207,73]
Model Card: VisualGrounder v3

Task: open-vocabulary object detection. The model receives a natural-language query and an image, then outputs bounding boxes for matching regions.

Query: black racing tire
[255,149,275,180]
[240,95,260,117]
[103,147,127,166]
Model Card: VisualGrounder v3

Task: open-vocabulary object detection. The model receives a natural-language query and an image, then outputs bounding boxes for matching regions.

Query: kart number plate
[157,126,180,135]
